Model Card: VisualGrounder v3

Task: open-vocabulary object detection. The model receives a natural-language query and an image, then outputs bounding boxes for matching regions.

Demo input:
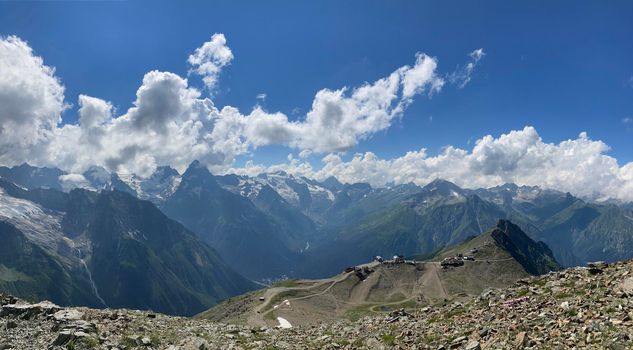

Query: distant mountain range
[1,162,632,313]
[0,177,254,316]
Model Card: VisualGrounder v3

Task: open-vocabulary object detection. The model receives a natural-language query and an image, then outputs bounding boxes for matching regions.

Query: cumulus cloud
[0,34,479,181]
[58,173,91,192]
[0,35,66,164]
[449,48,485,88]
[187,33,233,91]
[234,52,444,153]
[1,34,630,201]
[78,95,112,129]
[229,127,633,202]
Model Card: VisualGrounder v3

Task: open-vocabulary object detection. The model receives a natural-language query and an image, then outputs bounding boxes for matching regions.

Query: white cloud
[187,33,233,91]
[623,117,632,124]
[0,35,66,165]
[58,173,91,192]
[8,34,588,202]
[401,53,444,99]
[449,48,485,88]
[237,52,445,153]
[298,149,312,159]
[1,35,629,202]
[78,95,112,129]
[256,93,267,101]
[229,126,633,202]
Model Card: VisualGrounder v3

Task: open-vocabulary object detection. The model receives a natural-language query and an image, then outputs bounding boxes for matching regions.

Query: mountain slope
[4,259,631,349]
[200,220,559,327]
[436,219,560,275]
[300,190,506,278]
[0,221,95,306]
[161,161,304,281]
[0,181,255,316]
[81,190,255,316]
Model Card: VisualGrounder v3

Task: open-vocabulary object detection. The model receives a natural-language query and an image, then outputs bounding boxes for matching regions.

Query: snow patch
[277,317,292,329]
[0,188,65,254]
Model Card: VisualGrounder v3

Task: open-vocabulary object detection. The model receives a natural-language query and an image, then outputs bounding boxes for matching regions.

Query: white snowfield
[221,172,337,207]
[0,188,65,254]
[276,317,292,329]
[0,188,91,268]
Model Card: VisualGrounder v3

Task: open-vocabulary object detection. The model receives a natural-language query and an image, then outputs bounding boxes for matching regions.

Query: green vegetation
[272,279,301,288]
[381,334,396,346]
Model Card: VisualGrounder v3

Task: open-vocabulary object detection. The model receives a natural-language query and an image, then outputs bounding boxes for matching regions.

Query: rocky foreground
[2,261,633,349]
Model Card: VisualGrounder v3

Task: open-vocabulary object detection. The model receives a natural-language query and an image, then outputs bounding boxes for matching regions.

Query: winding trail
[246,258,516,327]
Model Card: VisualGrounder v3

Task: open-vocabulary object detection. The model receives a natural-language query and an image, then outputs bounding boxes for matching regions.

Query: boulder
[465,340,481,350]
[52,309,84,323]
[0,301,60,319]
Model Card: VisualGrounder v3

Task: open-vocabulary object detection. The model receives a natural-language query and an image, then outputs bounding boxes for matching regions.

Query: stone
[52,330,74,346]
[452,336,467,343]
[141,336,152,346]
[465,340,481,350]
[0,301,60,319]
[515,332,527,349]
[52,309,83,323]
[588,261,608,269]
[479,328,489,337]
[179,336,209,350]
[620,277,633,293]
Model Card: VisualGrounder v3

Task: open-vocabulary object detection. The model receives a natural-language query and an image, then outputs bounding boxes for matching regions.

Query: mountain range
[1,162,632,314]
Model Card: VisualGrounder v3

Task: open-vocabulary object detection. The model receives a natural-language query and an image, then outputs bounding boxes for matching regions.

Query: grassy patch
[381,334,396,346]
[344,305,375,321]
[443,307,465,319]
[272,279,301,288]
[264,310,276,320]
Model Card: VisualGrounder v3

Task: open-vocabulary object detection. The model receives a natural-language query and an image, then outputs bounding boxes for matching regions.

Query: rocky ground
[2,260,633,349]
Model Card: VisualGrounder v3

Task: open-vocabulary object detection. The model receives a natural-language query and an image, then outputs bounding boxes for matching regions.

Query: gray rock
[52,330,74,346]
[0,301,60,319]
[465,341,481,350]
[52,309,83,323]
[141,336,152,346]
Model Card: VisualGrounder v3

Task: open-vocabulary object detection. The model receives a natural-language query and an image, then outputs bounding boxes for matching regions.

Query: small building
[374,256,384,262]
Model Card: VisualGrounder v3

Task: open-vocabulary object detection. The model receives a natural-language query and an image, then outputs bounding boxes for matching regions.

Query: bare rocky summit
[2,260,633,349]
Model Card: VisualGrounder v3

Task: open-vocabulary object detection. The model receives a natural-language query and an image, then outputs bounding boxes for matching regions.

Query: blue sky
[2,1,631,163]
[1,1,632,199]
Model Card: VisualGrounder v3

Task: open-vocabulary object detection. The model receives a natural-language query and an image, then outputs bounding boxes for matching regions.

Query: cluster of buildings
[440,248,478,268]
